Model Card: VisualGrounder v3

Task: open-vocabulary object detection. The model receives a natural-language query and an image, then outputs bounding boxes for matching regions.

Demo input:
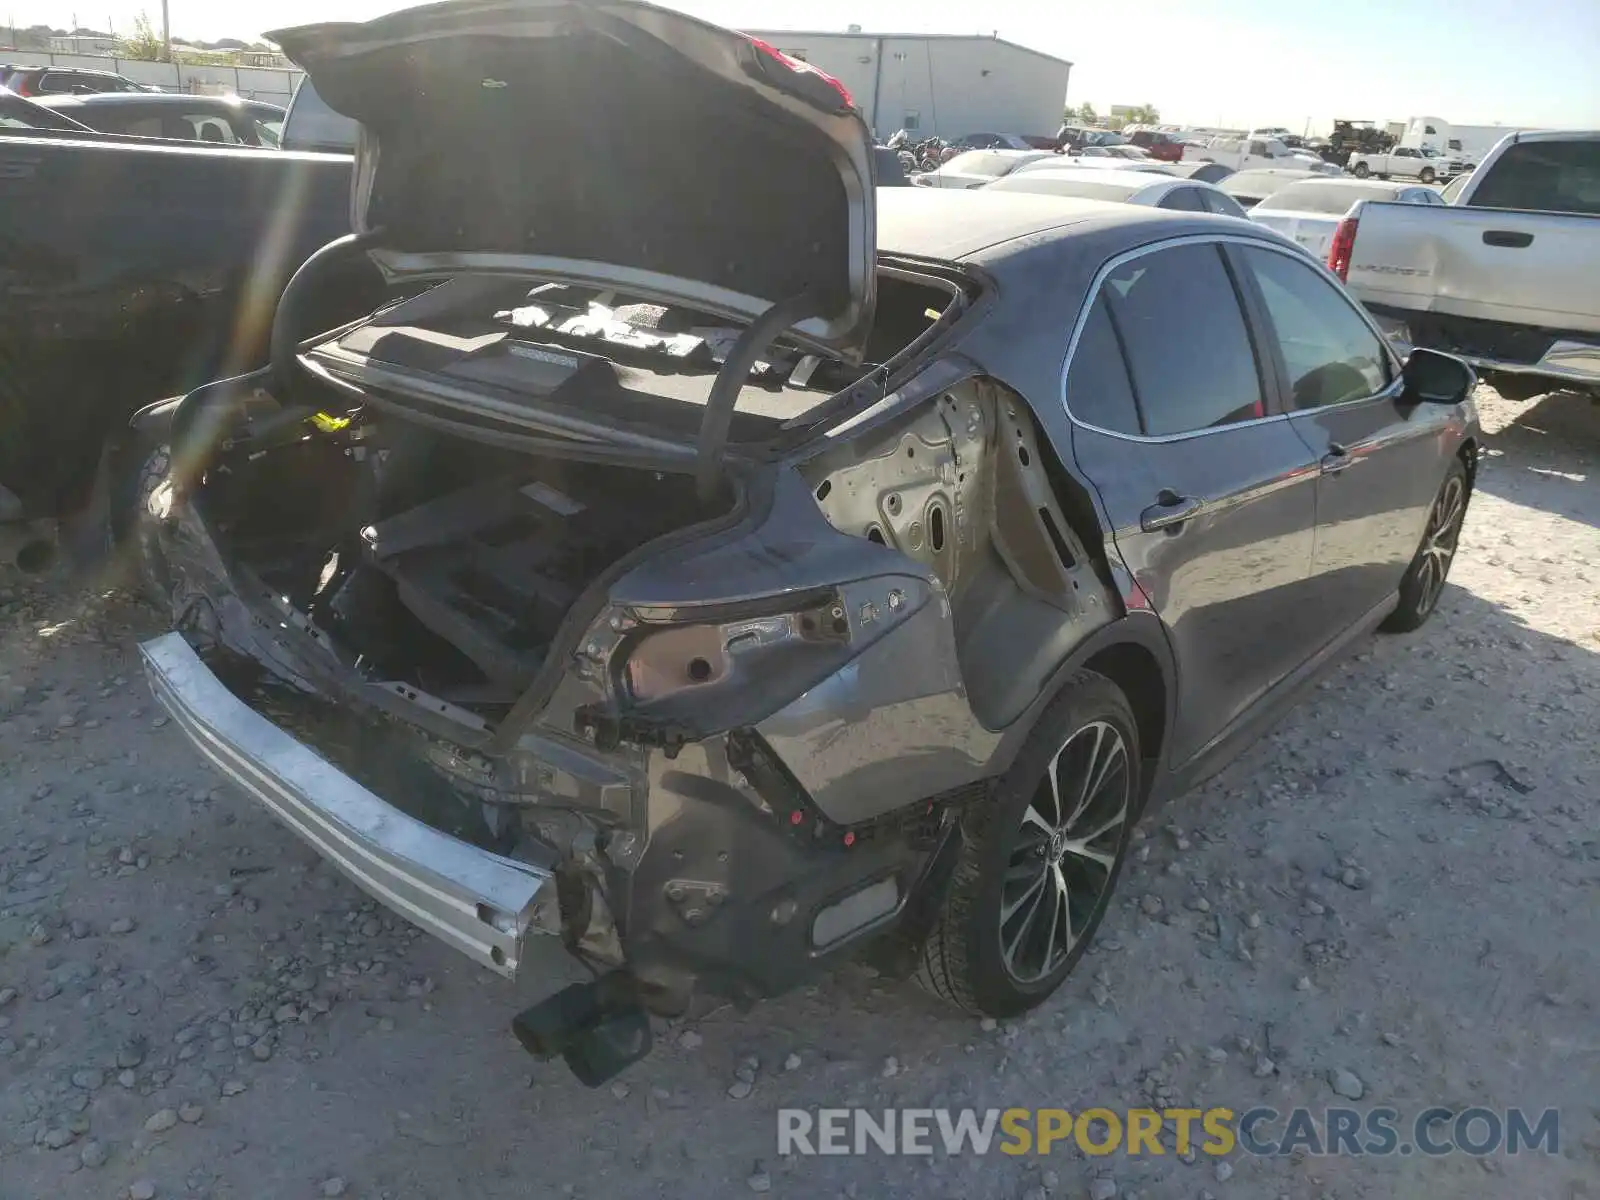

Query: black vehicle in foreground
[0,105,366,572]
[136,0,1479,1086]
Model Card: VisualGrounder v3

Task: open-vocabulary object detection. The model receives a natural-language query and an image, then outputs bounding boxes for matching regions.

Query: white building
[744,28,1071,142]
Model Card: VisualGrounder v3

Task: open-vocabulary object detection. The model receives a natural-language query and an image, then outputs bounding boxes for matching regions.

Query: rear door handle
[1482,230,1533,249]
[1140,491,1203,532]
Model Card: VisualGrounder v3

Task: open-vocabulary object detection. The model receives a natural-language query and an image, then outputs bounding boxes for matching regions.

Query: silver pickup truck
[1335,129,1599,400]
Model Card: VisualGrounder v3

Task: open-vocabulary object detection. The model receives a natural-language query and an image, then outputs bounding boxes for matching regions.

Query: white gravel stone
[1329,1068,1365,1100]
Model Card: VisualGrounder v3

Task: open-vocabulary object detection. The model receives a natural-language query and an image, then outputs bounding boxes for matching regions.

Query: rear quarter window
[1064,298,1141,435]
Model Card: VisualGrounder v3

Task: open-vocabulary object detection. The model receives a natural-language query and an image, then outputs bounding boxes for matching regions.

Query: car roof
[35,92,279,111]
[1008,166,1177,190]
[15,64,121,75]
[875,185,1255,262]
[1253,179,1432,212]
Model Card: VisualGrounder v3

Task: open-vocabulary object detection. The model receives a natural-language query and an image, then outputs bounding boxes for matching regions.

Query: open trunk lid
[271,0,878,359]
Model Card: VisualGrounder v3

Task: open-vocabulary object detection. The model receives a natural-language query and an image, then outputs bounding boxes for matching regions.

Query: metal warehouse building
[744,28,1072,143]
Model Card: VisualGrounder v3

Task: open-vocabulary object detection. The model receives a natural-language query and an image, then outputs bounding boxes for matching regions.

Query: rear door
[1229,241,1448,631]
[1064,237,1322,766]
[1390,148,1424,178]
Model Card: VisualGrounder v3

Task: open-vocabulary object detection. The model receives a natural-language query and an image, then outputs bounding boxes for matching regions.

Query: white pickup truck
[1189,135,1340,175]
[1346,145,1469,184]
[1336,130,1600,400]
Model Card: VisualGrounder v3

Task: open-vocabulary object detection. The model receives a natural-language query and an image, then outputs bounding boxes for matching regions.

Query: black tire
[107,432,173,607]
[916,670,1141,1017]
[1419,166,1436,184]
[1352,162,1370,177]
[1382,460,1469,634]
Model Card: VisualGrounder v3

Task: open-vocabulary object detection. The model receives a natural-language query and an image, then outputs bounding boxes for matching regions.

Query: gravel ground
[1,385,1595,1200]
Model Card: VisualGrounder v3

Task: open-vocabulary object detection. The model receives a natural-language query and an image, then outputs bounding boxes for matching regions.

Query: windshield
[1258,181,1402,213]
[281,77,359,152]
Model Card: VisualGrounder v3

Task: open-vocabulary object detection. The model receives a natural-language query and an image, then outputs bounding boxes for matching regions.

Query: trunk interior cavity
[196,406,731,713]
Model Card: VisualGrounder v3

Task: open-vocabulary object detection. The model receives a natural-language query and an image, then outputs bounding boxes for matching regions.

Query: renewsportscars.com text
[776,1106,1560,1158]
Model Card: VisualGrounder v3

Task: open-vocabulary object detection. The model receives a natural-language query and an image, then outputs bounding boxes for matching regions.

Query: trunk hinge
[694,291,825,504]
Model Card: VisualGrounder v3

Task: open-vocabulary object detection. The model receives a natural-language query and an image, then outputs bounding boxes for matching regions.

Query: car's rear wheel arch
[1083,640,1167,782]
[992,614,1176,793]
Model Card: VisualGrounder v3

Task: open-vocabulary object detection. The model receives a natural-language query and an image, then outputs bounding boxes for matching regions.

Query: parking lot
[0,384,1596,1200]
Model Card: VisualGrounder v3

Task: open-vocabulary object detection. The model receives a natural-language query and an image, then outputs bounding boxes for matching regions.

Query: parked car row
[5,0,1554,1096]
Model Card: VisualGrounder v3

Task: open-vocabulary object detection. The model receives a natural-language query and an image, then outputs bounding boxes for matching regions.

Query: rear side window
[1200,190,1248,218]
[1095,244,1264,436]
[1468,139,1600,215]
[103,115,166,138]
[1157,186,1205,212]
[1237,246,1390,409]
[1064,298,1141,435]
[185,115,239,143]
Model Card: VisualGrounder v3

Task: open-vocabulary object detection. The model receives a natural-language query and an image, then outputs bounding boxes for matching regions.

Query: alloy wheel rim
[1415,475,1466,614]
[1001,720,1131,984]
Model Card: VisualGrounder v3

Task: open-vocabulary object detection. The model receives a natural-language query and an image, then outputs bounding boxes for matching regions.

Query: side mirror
[1402,348,1475,404]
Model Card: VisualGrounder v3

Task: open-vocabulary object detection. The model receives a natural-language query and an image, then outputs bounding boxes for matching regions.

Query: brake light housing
[742,36,855,113]
[1327,215,1359,281]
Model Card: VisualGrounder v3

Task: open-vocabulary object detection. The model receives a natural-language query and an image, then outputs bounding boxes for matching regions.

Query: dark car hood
[271,0,877,358]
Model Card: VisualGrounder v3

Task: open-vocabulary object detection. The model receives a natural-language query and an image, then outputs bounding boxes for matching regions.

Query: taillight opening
[1327,216,1359,282]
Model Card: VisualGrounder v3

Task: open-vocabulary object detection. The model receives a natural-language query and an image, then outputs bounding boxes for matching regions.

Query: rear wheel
[916,670,1139,1016]
[1352,162,1370,177]
[107,432,173,607]
[1382,461,1469,633]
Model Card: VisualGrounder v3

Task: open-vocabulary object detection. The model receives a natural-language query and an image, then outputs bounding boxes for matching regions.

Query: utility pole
[161,0,171,61]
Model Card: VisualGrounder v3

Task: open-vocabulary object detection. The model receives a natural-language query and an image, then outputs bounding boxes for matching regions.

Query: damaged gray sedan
[133,0,1481,1085]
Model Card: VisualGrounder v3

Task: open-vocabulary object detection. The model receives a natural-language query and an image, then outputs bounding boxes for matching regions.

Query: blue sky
[11,0,1599,130]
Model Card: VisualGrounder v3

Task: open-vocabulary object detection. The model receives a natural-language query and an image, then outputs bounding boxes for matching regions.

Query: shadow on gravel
[1475,390,1600,525]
